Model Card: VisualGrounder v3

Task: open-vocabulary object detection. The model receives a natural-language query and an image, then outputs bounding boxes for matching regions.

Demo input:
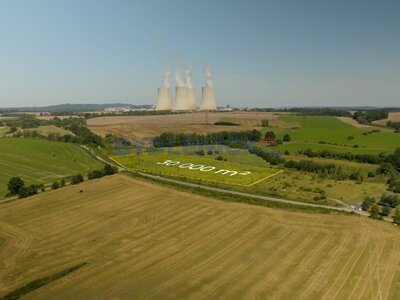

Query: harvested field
[336,116,388,130]
[87,112,281,126]
[1,174,400,299]
[373,112,400,126]
[87,112,283,142]
[90,123,255,142]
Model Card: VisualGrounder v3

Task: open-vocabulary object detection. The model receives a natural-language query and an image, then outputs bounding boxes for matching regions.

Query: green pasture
[267,116,400,154]
[111,150,281,186]
[0,127,8,136]
[0,138,103,197]
[21,125,74,137]
[161,145,266,166]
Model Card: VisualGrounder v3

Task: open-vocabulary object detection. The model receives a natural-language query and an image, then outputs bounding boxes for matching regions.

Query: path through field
[0,174,400,299]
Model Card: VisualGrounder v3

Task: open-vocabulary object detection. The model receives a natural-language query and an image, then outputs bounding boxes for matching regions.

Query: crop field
[87,112,283,141]
[111,150,281,186]
[0,174,400,299]
[0,138,103,197]
[373,112,400,126]
[267,116,400,154]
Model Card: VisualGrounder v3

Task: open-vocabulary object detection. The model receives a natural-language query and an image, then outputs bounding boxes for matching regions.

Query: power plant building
[174,86,190,111]
[156,87,172,111]
[200,86,217,111]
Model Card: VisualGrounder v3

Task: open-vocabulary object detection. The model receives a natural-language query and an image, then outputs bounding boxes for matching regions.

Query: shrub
[7,177,25,195]
[71,174,84,185]
[51,181,60,190]
[283,134,291,142]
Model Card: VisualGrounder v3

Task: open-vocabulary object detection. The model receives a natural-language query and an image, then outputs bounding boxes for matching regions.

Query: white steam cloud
[185,65,193,88]
[205,65,213,87]
[162,67,171,88]
[175,69,185,87]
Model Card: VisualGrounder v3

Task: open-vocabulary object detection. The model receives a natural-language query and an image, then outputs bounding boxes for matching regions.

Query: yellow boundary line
[109,156,283,187]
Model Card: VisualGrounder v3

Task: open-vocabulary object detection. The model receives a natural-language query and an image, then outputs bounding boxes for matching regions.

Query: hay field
[373,112,400,126]
[87,112,281,141]
[1,174,400,299]
[0,138,103,197]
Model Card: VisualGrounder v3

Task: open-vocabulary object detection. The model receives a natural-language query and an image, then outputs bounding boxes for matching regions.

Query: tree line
[6,164,118,199]
[153,130,262,148]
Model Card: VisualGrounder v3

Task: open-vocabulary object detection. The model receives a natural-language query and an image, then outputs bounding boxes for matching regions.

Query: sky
[0,0,399,108]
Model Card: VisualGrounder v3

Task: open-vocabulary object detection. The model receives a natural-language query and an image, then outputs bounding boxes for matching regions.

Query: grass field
[21,125,74,137]
[267,116,400,154]
[111,150,281,186]
[1,174,400,299]
[0,138,103,197]
[0,127,8,136]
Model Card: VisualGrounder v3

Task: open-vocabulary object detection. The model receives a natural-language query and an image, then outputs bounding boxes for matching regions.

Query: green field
[0,127,8,136]
[111,150,281,186]
[0,138,103,197]
[267,116,400,154]
[21,125,74,137]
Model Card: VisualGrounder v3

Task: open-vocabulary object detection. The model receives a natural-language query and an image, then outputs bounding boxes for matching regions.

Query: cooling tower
[156,87,172,111]
[200,86,217,111]
[174,86,190,111]
[187,87,197,110]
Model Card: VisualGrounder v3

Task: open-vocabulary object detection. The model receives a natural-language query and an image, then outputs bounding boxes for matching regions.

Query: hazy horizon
[1,0,399,108]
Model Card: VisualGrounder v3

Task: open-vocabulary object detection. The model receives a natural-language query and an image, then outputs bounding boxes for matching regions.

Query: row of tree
[153,130,262,148]
[361,194,400,222]
[7,164,118,198]
[284,159,365,182]
[352,110,389,124]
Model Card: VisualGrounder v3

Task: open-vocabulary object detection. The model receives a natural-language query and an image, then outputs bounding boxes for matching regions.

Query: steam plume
[205,65,214,87]
[185,65,193,88]
[162,67,171,88]
[175,69,185,87]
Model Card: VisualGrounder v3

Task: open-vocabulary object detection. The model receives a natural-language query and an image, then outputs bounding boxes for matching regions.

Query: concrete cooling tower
[156,87,172,111]
[200,86,217,111]
[187,87,197,110]
[174,86,190,111]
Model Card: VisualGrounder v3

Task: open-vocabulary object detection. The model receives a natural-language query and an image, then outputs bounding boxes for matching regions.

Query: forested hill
[0,103,151,112]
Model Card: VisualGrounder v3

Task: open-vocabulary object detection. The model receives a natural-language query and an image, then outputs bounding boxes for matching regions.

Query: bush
[51,181,60,190]
[88,170,105,179]
[207,150,213,155]
[18,185,38,199]
[104,164,117,175]
[71,174,84,185]
[7,177,25,195]
[283,134,291,142]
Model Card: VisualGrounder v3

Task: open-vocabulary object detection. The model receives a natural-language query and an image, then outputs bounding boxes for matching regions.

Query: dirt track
[1,174,400,299]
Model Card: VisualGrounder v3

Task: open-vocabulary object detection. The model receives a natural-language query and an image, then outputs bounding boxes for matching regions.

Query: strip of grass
[112,151,281,186]
[124,171,354,216]
[4,262,87,300]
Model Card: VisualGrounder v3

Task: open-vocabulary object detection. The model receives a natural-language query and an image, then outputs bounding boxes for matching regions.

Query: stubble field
[1,174,400,299]
[87,112,281,141]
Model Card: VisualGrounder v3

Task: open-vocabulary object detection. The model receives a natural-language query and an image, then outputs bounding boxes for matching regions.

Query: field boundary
[108,156,283,187]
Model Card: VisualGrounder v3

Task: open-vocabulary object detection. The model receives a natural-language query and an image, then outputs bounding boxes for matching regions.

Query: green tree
[51,181,60,190]
[393,208,400,225]
[264,131,276,140]
[361,196,375,211]
[71,174,84,185]
[381,206,390,217]
[283,134,291,142]
[7,177,25,195]
[60,178,66,187]
[370,204,382,220]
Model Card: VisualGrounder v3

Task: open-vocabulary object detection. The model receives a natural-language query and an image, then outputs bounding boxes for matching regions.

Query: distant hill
[0,103,151,113]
